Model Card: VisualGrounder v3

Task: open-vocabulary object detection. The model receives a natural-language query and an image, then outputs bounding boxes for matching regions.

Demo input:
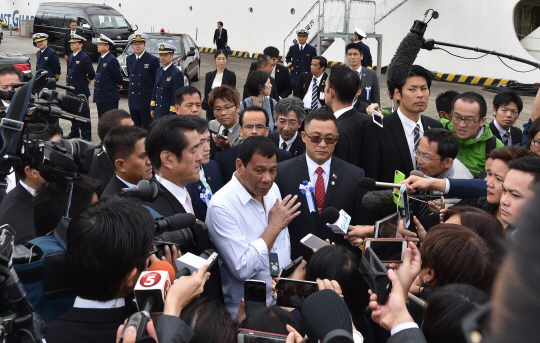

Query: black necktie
[222,129,229,137]
[281,142,287,150]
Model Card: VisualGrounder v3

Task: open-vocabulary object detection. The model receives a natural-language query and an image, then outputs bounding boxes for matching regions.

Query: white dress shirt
[303,74,323,110]
[162,63,173,72]
[278,132,298,151]
[159,177,193,214]
[212,73,223,89]
[333,106,354,120]
[306,155,331,192]
[19,180,36,196]
[73,297,125,309]
[100,51,110,59]
[493,120,512,146]
[396,108,424,168]
[116,175,137,189]
[135,50,145,60]
[1,100,9,109]
[206,174,291,317]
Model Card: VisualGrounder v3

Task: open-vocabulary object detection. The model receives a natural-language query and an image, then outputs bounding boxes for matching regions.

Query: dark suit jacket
[36,46,61,80]
[213,28,228,48]
[333,108,372,169]
[353,99,368,114]
[387,328,427,343]
[268,131,305,157]
[215,144,292,184]
[155,315,194,343]
[45,306,133,343]
[489,121,523,146]
[126,51,160,110]
[286,44,317,85]
[186,161,223,220]
[293,72,328,108]
[249,61,292,99]
[101,174,128,198]
[151,64,184,118]
[357,67,380,106]
[66,50,95,97]
[0,182,35,244]
[363,111,443,183]
[144,181,187,217]
[243,72,280,102]
[358,41,373,68]
[88,149,114,197]
[203,68,236,118]
[447,178,487,198]
[275,154,372,260]
[93,52,123,103]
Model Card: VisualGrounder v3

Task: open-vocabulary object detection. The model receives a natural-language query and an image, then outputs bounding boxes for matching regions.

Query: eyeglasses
[304,132,338,145]
[242,124,267,131]
[214,104,236,113]
[532,140,540,148]
[451,114,481,125]
[277,118,300,127]
[413,149,441,163]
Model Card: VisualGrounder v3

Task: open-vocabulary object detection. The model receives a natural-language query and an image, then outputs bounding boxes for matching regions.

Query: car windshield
[88,14,130,29]
[124,37,184,55]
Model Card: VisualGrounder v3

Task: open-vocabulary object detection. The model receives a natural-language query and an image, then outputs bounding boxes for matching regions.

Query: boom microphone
[357,177,402,190]
[154,213,197,232]
[410,170,434,179]
[362,190,395,211]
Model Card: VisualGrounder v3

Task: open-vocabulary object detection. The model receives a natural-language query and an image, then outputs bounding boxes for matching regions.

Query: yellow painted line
[470,76,482,84]
[435,72,444,79]
[484,78,495,86]
[499,79,510,85]
[458,75,469,83]
[446,74,456,81]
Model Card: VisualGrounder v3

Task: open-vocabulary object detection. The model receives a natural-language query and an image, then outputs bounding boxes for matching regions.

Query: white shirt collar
[354,65,363,74]
[233,173,258,206]
[299,43,306,49]
[305,154,332,180]
[136,50,146,59]
[1,100,9,108]
[19,180,36,196]
[73,296,125,309]
[116,174,137,189]
[40,46,47,53]
[271,65,276,78]
[72,50,81,57]
[312,74,323,84]
[333,106,354,119]
[493,120,510,136]
[199,166,206,179]
[397,107,423,136]
[162,63,173,71]
[101,51,110,59]
[159,177,188,206]
[278,132,298,151]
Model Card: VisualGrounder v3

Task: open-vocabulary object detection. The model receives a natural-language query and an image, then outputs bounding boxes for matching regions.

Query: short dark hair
[508,156,540,188]
[239,306,305,337]
[304,108,337,130]
[312,56,327,70]
[175,86,201,106]
[435,90,459,115]
[0,65,23,82]
[245,70,270,97]
[146,115,199,170]
[263,46,280,59]
[453,91,488,119]
[208,85,240,108]
[33,175,101,236]
[98,109,131,143]
[67,196,154,300]
[238,136,277,167]
[218,21,223,26]
[528,117,540,147]
[345,42,362,55]
[69,19,77,25]
[275,98,306,123]
[25,123,63,141]
[327,65,360,103]
[180,297,236,343]
[256,55,271,70]
[104,125,147,171]
[240,105,269,127]
[390,65,432,97]
[214,49,228,59]
[423,128,459,160]
[493,90,523,114]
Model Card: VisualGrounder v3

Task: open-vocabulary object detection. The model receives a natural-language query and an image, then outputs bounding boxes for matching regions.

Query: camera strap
[65,181,74,218]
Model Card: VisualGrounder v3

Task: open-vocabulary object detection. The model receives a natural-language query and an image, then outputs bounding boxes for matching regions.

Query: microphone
[148,260,175,283]
[175,250,218,279]
[362,190,395,211]
[410,170,434,179]
[154,213,196,232]
[323,207,351,235]
[120,178,161,202]
[357,177,403,190]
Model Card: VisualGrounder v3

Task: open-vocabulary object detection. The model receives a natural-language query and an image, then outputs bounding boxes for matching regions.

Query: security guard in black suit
[126,33,160,128]
[33,33,61,90]
[286,29,317,86]
[93,34,123,118]
[65,34,95,141]
[150,43,184,119]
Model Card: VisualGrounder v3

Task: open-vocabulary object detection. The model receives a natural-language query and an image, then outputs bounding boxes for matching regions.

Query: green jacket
[439,119,504,177]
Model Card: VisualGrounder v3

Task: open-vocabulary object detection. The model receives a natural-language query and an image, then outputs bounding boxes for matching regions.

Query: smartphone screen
[244,280,266,315]
[393,170,406,205]
[276,278,318,309]
[300,234,329,251]
[375,212,399,238]
[366,240,405,262]
[269,252,280,277]
[238,329,288,343]
[372,110,383,127]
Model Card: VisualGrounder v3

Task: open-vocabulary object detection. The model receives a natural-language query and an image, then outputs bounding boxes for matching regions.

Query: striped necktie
[311,78,319,111]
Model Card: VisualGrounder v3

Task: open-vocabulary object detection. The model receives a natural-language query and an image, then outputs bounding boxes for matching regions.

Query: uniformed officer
[64,34,95,141]
[93,34,123,118]
[353,28,373,68]
[33,33,61,91]
[285,29,317,87]
[126,33,160,128]
[150,43,184,119]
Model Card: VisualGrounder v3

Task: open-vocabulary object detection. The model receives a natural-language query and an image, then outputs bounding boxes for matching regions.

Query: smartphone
[363,238,407,263]
[393,170,406,205]
[269,252,280,278]
[280,256,303,279]
[372,109,383,128]
[300,233,330,251]
[244,280,266,315]
[237,329,287,343]
[359,247,392,304]
[374,212,400,238]
[209,129,228,141]
[276,278,318,309]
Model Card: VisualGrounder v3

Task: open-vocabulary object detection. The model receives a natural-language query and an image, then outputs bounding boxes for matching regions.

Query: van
[33,3,137,60]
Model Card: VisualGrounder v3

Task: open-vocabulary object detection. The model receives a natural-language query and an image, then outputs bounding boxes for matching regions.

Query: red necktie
[315,167,325,215]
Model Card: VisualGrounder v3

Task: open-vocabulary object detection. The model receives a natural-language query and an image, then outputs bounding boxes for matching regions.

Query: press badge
[103,63,107,67]
[166,77,171,81]
[76,61,80,64]
[144,64,149,68]
[44,57,48,60]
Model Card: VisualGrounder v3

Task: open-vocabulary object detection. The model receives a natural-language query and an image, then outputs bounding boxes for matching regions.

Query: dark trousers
[96,101,119,118]
[130,108,153,129]
[69,109,91,141]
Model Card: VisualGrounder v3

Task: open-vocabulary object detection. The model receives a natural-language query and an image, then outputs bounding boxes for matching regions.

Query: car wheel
[192,62,200,82]
[184,74,190,87]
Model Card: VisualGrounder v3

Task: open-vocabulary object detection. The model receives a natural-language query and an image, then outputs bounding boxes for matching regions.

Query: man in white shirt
[145,115,202,217]
[206,135,301,317]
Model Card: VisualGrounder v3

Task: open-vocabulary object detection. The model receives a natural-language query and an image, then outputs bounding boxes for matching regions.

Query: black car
[0,52,33,81]
[116,32,200,88]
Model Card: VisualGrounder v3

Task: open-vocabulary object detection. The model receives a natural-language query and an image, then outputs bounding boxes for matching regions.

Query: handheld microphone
[120,178,161,202]
[154,213,196,232]
[410,170,434,179]
[323,207,351,235]
[148,260,175,283]
[357,177,403,190]
[175,250,218,279]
